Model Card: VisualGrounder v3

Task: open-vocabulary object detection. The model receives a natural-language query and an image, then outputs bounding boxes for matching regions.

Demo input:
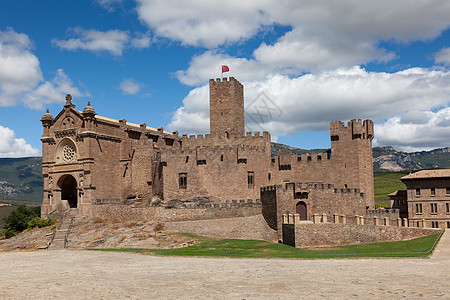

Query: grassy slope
[374,171,408,203]
[90,232,441,258]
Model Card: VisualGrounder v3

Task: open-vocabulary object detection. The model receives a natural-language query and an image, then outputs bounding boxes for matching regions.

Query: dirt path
[0,250,448,299]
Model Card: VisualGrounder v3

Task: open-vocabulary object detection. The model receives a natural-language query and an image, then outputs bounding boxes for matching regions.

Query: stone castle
[40,77,375,220]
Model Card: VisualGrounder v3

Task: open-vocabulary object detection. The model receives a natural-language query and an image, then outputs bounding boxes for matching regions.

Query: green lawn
[87,232,442,258]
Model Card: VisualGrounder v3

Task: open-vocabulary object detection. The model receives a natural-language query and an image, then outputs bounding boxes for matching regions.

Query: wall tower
[209,77,245,138]
[330,119,374,208]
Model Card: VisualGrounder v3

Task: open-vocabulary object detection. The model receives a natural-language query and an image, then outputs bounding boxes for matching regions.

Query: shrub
[27,217,57,229]
[4,229,17,239]
[2,205,40,234]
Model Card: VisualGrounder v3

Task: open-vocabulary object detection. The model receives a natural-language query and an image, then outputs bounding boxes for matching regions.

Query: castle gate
[296,201,307,220]
[59,175,77,208]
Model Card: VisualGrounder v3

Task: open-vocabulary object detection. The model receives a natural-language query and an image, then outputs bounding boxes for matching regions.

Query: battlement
[180,131,269,142]
[260,185,283,192]
[163,143,268,156]
[261,181,364,197]
[209,76,243,87]
[179,131,270,149]
[330,119,374,140]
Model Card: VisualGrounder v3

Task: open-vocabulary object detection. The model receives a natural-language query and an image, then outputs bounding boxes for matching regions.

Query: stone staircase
[48,209,75,250]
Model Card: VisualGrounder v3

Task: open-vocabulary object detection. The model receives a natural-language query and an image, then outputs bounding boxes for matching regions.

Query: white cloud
[253,28,395,73]
[137,0,450,69]
[0,28,43,106]
[374,107,450,152]
[0,28,85,109]
[130,32,151,49]
[136,0,271,48]
[24,69,86,110]
[94,0,124,12]
[435,47,450,65]
[0,125,40,158]
[119,78,141,95]
[168,68,450,150]
[53,27,151,56]
[53,28,130,56]
[175,51,267,86]
[167,85,210,133]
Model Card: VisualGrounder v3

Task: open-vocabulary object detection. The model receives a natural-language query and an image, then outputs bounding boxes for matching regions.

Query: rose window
[62,144,76,162]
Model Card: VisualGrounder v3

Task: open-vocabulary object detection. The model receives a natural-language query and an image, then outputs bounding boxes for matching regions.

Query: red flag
[222,65,229,73]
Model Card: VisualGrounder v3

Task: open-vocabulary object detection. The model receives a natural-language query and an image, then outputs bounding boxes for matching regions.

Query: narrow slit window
[179,173,187,189]
[248,172,255,188]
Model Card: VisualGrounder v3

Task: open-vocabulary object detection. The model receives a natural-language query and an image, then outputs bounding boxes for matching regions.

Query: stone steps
[48,217,73,250]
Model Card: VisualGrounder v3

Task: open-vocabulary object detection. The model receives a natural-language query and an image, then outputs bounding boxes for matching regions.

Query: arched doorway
[60,175,77,208]
[296,201,307,220]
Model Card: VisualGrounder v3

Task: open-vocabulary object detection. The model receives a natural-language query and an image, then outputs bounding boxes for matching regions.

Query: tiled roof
[388,190,407,197]
[401,169,450,180]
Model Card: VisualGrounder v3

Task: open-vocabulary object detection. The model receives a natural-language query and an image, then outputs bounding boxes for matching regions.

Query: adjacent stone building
[398,169,450,229]
[40,77,375,220]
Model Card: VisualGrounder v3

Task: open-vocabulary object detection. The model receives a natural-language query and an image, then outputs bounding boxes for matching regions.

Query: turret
[82,102,96,130]
[40,109,53,135]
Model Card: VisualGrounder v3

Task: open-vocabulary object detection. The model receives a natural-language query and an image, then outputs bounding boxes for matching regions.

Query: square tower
[209,77,245,138]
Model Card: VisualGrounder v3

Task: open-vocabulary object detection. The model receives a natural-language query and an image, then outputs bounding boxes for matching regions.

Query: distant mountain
[271,142,326,157]
[0,157,43,203]
[0,144,448,203]
[271,143,450,172]
[372,146,450,172]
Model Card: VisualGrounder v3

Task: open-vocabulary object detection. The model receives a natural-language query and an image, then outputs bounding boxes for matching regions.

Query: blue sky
[1,0,450,157]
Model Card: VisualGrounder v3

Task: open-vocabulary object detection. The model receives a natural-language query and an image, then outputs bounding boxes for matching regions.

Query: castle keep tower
[330,119,374,208]
[209,77,245,137]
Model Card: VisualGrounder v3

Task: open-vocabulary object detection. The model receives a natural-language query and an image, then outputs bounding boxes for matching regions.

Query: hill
[373,146,450,172]
[0,157,43,203]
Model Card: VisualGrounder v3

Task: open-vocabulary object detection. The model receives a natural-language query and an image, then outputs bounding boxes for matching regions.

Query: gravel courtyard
[0,249,449,299]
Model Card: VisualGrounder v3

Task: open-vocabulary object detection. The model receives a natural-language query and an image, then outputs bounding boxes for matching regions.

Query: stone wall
[261,182,367,238]
[284,223,439,247]
[160,137,271,202]
[165,215,278,242]
[88,203,262,223]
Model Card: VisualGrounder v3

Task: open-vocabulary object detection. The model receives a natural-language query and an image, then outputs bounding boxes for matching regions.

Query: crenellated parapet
[263,181,364,197]
[330,119,374,141]
[209,76,243,88]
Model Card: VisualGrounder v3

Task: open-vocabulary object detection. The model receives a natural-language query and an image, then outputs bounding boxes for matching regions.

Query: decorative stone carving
[56,138,77,164]
[62,144,76,162]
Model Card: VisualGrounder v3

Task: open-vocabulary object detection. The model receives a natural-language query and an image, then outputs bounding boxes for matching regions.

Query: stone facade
[400,169,450,229]
[40,77,375,221]
[261,182,367,238]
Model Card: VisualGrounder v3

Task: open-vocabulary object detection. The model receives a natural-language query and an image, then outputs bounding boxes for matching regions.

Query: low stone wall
[165,215,278,242]
[89,204,262,223]
[283,223,440,247]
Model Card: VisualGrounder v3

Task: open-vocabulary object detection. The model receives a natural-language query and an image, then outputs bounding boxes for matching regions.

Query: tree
[2,205,40,233]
